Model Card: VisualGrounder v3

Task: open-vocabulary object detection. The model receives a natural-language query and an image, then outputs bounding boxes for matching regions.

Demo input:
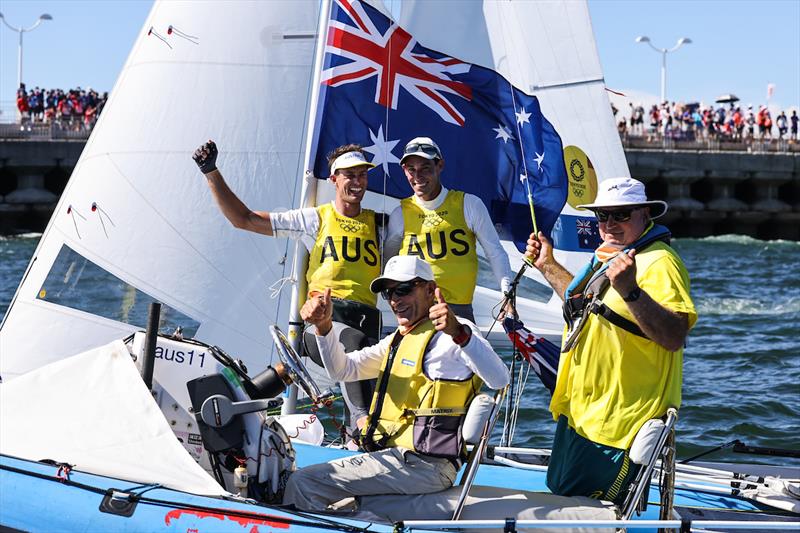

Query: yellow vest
[306,203,380,306]
[550,242,697,450]
[400,191,477,304]
[362,320,482,458]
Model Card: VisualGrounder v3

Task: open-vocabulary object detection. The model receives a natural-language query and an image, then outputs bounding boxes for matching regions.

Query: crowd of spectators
[15,83,108,131]
[614,101,799,143]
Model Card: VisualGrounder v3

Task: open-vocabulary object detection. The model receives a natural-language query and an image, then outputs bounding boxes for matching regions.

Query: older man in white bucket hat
[524,177,696,505]
[283,255,508,512]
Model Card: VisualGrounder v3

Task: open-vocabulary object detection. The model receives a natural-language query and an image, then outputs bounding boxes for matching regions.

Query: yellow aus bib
[400,191,477,304]
[363,320,482,458]
[306,203,380,306]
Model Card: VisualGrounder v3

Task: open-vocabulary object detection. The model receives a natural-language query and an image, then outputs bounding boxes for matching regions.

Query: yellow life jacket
[306,203,380,306]
[400,191,477,304]
[361,320,483,459]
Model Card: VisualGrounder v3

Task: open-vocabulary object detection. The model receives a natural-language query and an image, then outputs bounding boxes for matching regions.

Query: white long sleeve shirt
[269,202,386,251]
[384,187,513,294]
[315,318,509,390]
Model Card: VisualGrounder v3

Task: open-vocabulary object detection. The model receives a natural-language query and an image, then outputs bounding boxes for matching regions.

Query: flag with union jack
[312,0,568,248]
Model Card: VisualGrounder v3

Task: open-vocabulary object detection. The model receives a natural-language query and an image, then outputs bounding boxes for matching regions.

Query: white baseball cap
[577,177,668,219]
[370,256,434,293]
[400,136,443,164]
[330,151,376,174]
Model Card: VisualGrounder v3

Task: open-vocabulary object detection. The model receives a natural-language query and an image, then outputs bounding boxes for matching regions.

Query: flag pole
[281,0,332,416]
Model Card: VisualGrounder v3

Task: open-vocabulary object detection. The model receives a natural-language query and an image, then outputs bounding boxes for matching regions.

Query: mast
[281,0,332,415]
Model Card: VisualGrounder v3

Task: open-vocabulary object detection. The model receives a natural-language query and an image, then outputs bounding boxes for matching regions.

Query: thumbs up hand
[301,288,333,335]
[429,287,460,337]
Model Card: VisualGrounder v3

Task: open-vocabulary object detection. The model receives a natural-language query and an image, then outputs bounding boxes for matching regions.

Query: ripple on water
[695,297,800,316]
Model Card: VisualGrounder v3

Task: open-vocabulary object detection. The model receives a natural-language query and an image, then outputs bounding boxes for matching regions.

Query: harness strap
[362,333,403,451]
[562,224,671,349]
[591,301,650,339]
[403,407,468,417]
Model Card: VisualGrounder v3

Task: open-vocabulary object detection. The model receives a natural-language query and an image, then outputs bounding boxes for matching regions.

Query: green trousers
[547,415,640,505]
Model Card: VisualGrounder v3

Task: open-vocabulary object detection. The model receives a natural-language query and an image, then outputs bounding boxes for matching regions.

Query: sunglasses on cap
[381,279,426,301]
[403,142,441,159]
[595,208,637,223]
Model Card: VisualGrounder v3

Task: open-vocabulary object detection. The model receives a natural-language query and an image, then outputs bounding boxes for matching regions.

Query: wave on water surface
[683,234,800,247]
[696,296,800,316]
[0,233,43,241]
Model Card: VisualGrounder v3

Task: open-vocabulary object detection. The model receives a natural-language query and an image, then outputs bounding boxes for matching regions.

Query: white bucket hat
[577,177,668,219]
[370,256,434,293]
[330,151,376,174]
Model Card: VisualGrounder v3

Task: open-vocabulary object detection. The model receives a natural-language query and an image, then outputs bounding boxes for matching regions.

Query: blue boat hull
[1,444,784,532]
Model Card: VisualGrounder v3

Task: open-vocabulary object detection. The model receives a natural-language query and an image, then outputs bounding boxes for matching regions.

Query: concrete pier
[1,138,799,239]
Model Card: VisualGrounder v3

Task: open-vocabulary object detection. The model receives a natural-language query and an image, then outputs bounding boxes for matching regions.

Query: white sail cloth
[0,0,320,380]
[0,340,227,496]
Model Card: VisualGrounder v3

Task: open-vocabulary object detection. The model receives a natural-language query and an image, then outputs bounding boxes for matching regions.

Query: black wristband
[623,287,642,302]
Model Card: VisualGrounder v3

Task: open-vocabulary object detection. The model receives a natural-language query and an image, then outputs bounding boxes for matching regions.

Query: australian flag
[312,0,568,250]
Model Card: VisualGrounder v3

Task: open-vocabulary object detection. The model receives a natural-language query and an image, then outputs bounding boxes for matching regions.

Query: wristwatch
[623,287,642,302]
[452,325,472,347]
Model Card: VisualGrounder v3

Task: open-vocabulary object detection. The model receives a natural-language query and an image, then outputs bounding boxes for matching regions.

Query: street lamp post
[0,12,53,89]
[635,36,692,104]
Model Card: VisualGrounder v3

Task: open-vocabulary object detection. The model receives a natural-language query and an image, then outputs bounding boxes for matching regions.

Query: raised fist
[193,140,218,174]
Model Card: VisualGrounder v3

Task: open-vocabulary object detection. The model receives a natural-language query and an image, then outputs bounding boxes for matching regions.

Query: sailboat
[1,1,798,531]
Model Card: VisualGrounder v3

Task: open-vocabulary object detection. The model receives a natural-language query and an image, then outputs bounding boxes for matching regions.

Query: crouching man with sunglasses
[524,177,696,505]
[282,255,509,512]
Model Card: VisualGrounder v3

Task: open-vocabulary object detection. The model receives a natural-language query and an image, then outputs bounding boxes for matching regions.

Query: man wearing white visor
[193,141,383,439]
[384,137,515,324]
[524,177,696,505]
[283,255,508,512]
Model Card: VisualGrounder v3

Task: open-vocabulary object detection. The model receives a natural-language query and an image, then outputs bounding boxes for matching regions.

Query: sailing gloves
[193,140,218,174]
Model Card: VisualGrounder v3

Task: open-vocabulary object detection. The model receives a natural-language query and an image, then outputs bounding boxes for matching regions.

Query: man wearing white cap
[193,141,382,436]
[524,177,696,505]
[283,255,509,512]
[384,137,515,323]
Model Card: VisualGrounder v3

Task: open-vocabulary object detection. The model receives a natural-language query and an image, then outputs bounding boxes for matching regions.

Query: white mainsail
[0,1,321,379]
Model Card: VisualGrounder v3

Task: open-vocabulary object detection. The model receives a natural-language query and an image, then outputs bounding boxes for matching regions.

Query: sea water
[2,234,798,466]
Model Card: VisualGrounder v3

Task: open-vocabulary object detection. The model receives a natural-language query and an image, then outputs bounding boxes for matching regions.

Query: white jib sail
[0,340,227,496]
[0,1,321,379]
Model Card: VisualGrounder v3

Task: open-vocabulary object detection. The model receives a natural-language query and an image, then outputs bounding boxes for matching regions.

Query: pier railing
[0,122,92,141]
[621,135,800,153]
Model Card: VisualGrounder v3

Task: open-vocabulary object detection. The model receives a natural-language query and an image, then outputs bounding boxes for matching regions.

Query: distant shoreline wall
[1,139,798,240]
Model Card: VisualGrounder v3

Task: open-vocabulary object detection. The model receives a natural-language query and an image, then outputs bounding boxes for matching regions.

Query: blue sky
[1,0,798,112]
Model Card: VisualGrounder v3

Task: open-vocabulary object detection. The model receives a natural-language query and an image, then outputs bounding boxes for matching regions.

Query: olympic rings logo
[337,219,364,233]
[570,159,585,182]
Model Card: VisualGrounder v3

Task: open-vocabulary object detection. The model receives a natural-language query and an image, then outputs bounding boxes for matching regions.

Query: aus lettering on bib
[403,229,470,259]
[400,191,478,304]
[319,235,379,265]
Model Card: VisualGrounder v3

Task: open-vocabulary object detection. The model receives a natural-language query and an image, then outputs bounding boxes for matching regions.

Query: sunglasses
[595,208,636,223]
[403,142,441,159]
[381,279,425,301]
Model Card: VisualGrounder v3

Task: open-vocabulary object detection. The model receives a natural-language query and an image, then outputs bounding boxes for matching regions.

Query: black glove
[193,140,218,174]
